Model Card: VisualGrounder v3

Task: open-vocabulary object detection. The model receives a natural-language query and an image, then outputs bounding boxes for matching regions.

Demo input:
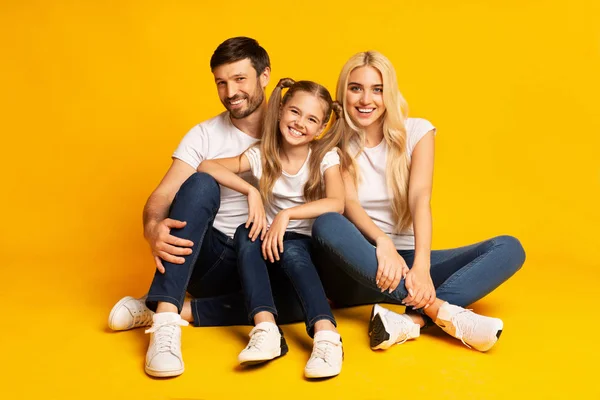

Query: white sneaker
[368,304,420,350]
[435,302,503,352]
[108,295,154,331]
[238,322,288,365]
[304,330,343,379]
[144,312,189,377]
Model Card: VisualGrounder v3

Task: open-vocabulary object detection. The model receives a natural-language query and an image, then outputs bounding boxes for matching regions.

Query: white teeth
[358,108,375,113]
[289,127,303,137]
[230,99,244,105]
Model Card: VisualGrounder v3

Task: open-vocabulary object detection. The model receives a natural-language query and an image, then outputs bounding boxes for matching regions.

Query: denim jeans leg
[426,235,526,307]
[146,172,220,313]
[312,213,410,303]
[278,234,336,337]
[233,224,277,322]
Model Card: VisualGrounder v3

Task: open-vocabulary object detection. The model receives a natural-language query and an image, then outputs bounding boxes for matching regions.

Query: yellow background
[1,0,599,398]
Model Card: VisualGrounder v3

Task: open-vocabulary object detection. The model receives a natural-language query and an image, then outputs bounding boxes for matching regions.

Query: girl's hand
[262,210,290,263]
[403,265,436,309]
[375,236,410,292]
[246,188,268,242]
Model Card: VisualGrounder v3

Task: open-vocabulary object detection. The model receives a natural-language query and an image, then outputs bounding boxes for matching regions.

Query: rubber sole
[145,365,184,378]
[369,313,391,350]
[239,335,289,366]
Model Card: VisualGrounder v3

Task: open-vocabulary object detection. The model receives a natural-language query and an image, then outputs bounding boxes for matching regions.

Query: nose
[226,84,237,100]
[360,90,372,105]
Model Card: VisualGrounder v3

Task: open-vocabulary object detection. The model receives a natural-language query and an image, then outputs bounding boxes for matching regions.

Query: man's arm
[143,158,197,273]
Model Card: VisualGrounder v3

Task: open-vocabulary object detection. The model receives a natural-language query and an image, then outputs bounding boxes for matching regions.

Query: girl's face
[279,91,327,147]
[345,66,386,130]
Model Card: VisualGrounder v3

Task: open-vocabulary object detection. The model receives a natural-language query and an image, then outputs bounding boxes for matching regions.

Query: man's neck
[229,101,267,139]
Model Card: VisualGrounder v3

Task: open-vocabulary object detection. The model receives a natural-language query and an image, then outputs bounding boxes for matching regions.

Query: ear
[260,66,271,89]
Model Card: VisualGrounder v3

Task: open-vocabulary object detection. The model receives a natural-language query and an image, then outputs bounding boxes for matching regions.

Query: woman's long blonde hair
[336,51,412,232]
[259,78,345,204]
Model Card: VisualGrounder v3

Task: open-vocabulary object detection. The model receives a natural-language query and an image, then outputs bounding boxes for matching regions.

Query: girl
[312,52,526,352]
[198,79,346,378]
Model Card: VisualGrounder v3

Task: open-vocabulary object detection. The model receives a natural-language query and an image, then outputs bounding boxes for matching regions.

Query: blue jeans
[145,173,304,326]
[311,213,526,312]
[234,225,336,337]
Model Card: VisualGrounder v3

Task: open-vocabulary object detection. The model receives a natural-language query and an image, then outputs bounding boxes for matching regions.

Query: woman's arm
[342,171,410,293]
[404,130,436,309]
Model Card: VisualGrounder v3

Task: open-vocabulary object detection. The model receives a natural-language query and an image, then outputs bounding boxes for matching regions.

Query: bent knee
[312,212,349,241]
[493,235,526,269]
[178,172,220,200]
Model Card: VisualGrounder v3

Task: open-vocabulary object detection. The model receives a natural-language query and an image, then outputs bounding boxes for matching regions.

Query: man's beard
[227,84,265,119]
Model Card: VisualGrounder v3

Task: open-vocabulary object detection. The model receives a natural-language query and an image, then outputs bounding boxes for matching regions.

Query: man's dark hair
[210,37,270,76]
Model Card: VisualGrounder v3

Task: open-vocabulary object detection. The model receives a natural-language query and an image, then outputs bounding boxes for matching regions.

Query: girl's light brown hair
[259,78,345,204]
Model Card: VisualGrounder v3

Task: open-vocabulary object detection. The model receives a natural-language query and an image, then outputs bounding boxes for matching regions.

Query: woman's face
[345,66,386,130]
[278,91,327,147]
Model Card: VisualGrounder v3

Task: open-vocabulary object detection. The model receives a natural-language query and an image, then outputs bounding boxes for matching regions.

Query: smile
[289,127,304,137]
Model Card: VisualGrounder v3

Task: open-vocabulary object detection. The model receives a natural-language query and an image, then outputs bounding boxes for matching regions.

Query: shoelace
[145,319,189,352]
[450,309,476,349]
[311,341,335,365]
[131,302,154,327]
[390,318,413,345]
[246,328,268,350]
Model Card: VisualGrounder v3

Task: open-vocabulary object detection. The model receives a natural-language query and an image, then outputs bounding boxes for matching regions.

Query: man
[108,37,302,378]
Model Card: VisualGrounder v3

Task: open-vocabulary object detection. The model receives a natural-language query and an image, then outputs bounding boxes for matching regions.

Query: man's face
[213,58,269,119]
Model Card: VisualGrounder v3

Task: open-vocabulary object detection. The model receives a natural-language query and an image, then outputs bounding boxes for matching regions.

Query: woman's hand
[262,210,290,262]
[246,188,268,242]
[375,236,410,292]
[403,264,436,309]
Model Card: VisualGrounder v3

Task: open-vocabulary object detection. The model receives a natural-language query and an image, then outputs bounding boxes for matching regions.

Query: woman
[312,51,526,352]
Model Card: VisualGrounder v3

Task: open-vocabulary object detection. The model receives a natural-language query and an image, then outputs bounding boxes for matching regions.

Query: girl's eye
[349,86,362,92]
[309,118,318,124]
[374,87,383,93]
[290,109,299,114]
[236,77,245,82]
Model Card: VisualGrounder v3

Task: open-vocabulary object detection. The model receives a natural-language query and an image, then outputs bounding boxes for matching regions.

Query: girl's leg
[233,224,288,365]
[278,233,342,379]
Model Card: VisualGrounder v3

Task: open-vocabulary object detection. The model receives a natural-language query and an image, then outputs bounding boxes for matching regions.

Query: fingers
[263,234,275,263]
[278,231,284,255]
[389,270,402,292]
[160,243,192,256]
[157,250,185,265]
[271,233,280,261]
[154,256,165,274]
[164,234,194,248]
[248,218,260,241]
[260,219,268,241]
[379,262,393,292]
[402,274,414,304]
[164,218,187,229]
[376,262,384,285]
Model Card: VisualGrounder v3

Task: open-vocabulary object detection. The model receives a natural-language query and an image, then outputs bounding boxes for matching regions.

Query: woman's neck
[364,120,384,148]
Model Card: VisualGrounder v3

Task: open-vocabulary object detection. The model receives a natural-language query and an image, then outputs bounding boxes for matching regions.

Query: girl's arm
[341,170,411,293]
[283,165,345,220]
[261,165,345,263]
[198,154,267,241]
[197,155,253,195]
[403,130,436,309]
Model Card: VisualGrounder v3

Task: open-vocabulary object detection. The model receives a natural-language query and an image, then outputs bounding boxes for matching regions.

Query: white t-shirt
[245,147,341,237]
[173,111,259,238]
[354,118,436,250]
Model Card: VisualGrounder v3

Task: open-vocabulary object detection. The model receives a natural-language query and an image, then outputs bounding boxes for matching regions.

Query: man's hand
[145,218,194,274]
